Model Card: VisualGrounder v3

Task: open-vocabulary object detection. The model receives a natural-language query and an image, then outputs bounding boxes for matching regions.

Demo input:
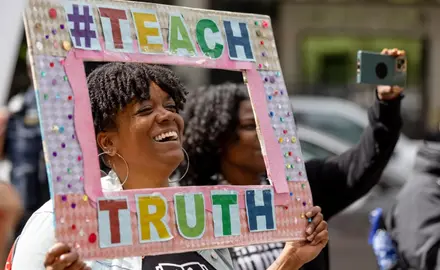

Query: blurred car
[298,125,348,161]
[297,125,399,213]
[291,96,420,188]
[297,125,402,189]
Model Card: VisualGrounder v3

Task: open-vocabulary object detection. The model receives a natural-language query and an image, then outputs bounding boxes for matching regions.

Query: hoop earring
[169,147,189,184]
[98,152,129,186]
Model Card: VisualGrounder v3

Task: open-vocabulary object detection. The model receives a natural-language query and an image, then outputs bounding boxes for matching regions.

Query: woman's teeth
[154,131,178,142]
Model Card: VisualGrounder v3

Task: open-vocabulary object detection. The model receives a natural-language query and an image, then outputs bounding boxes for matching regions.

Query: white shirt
[12,171,233,270]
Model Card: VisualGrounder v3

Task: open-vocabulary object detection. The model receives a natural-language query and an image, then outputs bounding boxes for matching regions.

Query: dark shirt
[302,94,402,270]
[385,142,440,270]
[143,252,216,270]
[226,95,402,270]
[5,88,49,235]
[230,243,284,270]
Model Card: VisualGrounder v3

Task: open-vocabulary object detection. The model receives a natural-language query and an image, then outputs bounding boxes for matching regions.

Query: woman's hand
[44,243,90,270]
[268,206,328,270]
[285,206,329,266]
[377,48,406,101]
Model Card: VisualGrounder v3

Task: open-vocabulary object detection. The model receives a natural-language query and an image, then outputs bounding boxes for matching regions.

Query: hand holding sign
[268,206,328,270]
[44,243,90,270]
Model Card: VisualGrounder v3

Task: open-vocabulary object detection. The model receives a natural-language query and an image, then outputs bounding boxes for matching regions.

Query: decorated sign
[23,0,313,260]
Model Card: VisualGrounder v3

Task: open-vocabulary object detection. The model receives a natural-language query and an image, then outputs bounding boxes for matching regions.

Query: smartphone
[356,50,407,87]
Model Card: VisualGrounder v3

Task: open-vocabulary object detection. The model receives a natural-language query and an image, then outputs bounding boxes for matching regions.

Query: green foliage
[301,36,421,86]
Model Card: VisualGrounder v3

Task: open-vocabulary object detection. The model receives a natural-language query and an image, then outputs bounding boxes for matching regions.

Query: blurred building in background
[166,0,439,139]
[9,0,440,137]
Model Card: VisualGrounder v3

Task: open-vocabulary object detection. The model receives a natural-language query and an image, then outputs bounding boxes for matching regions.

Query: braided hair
[179,82,249,186]
[87,62,188,134]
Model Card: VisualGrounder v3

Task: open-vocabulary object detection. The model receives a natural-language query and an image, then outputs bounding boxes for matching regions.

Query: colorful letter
[97,197,132,248]
[211,190,240,237]
[174,193,206,239]
[245,189,276,232]
[136,194,172,242]
[223,20,255,61]
[63,3,101,50]
[98,7,132,52]
[196,18,224,59]
[169,13,197,56]
[131,9,164,54]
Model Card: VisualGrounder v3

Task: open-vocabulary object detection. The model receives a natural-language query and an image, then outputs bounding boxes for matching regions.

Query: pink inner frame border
[64,40,290,212]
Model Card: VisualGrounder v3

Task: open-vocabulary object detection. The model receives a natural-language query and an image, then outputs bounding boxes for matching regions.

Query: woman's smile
[153,130,179,142]
[152,131,181,148]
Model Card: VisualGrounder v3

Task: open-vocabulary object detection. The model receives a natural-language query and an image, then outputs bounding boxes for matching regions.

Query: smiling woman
[87,63,187,190]
[75,62,325,269]
[9,61,329,270]
[84,62,186,184]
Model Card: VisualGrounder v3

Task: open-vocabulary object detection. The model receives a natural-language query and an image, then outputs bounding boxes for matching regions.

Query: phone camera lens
[397,59,405,70]
[375,62,388,79]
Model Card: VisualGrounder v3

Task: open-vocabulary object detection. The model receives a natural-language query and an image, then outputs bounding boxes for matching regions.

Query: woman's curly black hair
[179,82,249,186]
[87,62,188,134]
[87,63,187,171]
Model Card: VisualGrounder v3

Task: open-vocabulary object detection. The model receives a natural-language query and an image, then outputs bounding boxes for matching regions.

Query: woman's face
[97,83,184,187]
[223,100,266,176]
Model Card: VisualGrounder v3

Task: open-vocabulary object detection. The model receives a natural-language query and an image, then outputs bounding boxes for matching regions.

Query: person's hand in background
[377,48,406,101]
[0,108,9,160]
[0,182,22,266]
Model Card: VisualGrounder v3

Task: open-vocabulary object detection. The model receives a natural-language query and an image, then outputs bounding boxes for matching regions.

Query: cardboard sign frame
[23,0,313,260]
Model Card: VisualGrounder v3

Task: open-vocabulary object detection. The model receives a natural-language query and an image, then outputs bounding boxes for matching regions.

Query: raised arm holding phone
[178,48,405,270]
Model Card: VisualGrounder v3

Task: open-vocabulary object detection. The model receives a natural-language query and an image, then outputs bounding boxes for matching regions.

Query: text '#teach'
[63,3,257,62]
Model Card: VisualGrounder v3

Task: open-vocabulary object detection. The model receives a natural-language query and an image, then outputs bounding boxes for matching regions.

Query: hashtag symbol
[67,4,97,48]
